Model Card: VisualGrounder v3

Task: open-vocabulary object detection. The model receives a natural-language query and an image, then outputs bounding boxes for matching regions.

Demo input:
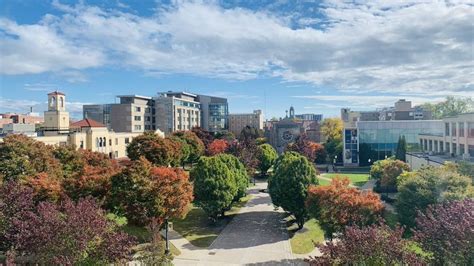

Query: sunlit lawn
[322,173,370,187]
[172,194,252,247]
[287,218,325,254]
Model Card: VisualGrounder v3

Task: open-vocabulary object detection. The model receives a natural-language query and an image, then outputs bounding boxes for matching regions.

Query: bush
[257,144,277,176]
[370,158,410,191]
[268,152,318,229]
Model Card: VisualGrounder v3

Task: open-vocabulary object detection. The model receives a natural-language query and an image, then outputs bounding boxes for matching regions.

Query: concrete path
[173,181,307,266]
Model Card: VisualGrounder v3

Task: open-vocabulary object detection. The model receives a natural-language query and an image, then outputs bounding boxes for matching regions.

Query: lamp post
[164,217,170,255]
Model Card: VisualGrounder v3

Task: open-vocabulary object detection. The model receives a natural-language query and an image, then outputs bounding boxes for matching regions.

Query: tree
[126,132,181,166]
[396,165,474,229]
[207,139,228,156]
[169,135,191,167]
[257,144,277,176]
[268,152,318,229]
[370,157,410,192]
[286,134,325,163]
[191,127,214,149]
[414,199,474,265]
[306,177,384,238]
[217,154,249,201]
[227,140,260,176]
[172,131,205,165]
[192,155,238,221]
[307,223,426,265]
[395,135,407,162]
[458,161,474,183]
[423,96,474,119]
[239,125,263,143]
[6,196,135,265]
[214,130,235,142]
[108,157,193,226]
[321,118,343,142]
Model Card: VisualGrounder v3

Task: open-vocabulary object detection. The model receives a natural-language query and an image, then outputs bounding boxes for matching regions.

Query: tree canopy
[268,152,318,229]
[172,131,205,164]
[257,144,278,176]
[126,132,181,166]
[423,96,474,119]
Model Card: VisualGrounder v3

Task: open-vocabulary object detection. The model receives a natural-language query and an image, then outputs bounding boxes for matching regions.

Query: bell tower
[44,91,70,135]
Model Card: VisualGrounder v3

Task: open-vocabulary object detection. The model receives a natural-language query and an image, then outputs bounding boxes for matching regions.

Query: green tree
[239,125,263,142]
[396,165,474,229]
[169,136,191,167]
[172,131,205,165]
[370,158,410,191]
[268,152,318,229]
[257,144,278,176]
[126,132,181,166]
[395,135,407,162]
[423,96,474,119]
[191,155,238,221]
[217,154,249,201]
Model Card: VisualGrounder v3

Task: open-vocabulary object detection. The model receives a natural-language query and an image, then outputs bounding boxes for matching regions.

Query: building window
[50,96,56,107]
[125,137,130,144]
[115,138,118,145]
[134,116,141,121]
[109,139,112,146]
[459,123,465,137]
[445,123,450,136]
[469,122,474,138]
[451,123,456,136]
[60,97,64,108]
[135,106,141,112]
[80,140,84,149]
[134,125,141,130]
[104,138,107,147]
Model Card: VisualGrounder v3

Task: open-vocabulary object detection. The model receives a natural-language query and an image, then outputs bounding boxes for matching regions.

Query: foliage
[414,199,474,265]
[422,96,474,119]
[257,144,278,176]
[191,127,214,149]
[1,185,135,265]
[370,157,410,191]
[172,131,205,164]
[458,161,474,183]
[108,157,193,226]
[286,134,325,163]
[217,154,249,200]
[323,139,343,163]
[268,152,318,229]
[395,135,407,162]
[169,135,190,166]
[214,130,236,142]
[53,145,85,177]
[396,165,474,229]
[306,177,384,238]
[207,139,229,156]
[307,223,426,265]
[239,125,264,142]
[227,140,260,175]
[126,132,181,166]
[192,155,239,221]
[321,118,343,142]
[0,134,63,182]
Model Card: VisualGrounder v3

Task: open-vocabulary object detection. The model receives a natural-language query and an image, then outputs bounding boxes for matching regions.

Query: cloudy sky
[1,0,473,118]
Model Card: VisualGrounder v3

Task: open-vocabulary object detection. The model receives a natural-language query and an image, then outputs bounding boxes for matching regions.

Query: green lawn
[318,177,331,186]
[172,194,252,248]
[323,173,370,187]
[288,218,325,254]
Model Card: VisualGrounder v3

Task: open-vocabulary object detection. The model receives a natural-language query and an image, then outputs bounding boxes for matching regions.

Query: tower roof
[71,118,106,128]
[48,90,65,96]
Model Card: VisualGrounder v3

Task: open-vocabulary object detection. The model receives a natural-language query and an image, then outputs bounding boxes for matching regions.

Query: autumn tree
[207,139,228,156]
[306,177,384,238]
[257,144,277,176]
[414,199,474,265]
[191,127,214,149]
[396,165,474,229]
[370,158,410,192]
[227,140,260,176]
[126,132,181,166]
[268,152,318,229]
[169,135,191,167]
[286,134,324,163]
[172,131,205,165]
[108,157,193,226]
[321,118,343,163]
[239,125,263,143]
[307,223,426,265]
[214,130,236,142]
[6,196,135,265]
[192,155,238,221]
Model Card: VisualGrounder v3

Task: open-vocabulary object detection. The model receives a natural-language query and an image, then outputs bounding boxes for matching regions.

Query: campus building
[228,110,264,137]
[28,91,152,159]
[154,92,201,134]
[196,95,228,133]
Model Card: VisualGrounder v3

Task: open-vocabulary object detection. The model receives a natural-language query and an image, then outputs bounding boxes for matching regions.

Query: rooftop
[71,118,106,128]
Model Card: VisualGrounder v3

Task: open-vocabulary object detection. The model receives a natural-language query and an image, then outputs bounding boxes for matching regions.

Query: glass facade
[344,129,358,164]
[358,120,443,165]
[208,103,228,132]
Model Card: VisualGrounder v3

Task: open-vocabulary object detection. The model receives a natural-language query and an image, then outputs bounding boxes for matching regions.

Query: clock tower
[43,91,70,135]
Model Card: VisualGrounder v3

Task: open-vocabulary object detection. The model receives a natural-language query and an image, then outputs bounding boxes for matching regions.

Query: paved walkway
[172,181,306,265]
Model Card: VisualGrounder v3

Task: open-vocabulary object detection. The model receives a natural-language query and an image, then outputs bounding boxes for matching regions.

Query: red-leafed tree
[207,139,228,156]
[307,223,426,265]
[286,134,325,163]
[414,199,474,265]
[306,177,384,238]
[191,127,214,149]
[108,158,193,226]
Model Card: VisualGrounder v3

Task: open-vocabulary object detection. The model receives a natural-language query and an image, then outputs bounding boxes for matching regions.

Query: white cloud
[0,98,90,118]
[0,1,472,96]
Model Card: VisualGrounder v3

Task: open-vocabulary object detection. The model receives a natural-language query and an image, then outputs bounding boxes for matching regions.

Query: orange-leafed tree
[26,172,63,202]
[306,177,384,238]
[207,139,228,156]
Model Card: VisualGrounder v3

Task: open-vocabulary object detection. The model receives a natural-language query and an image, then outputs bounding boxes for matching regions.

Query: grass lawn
[287,218,325,254]
[318,177,331,186]
[172,194,252,248]
[123,225,181,256]
[323,173,370,187]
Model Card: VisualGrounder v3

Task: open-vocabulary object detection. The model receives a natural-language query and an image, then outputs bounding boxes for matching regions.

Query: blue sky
[1,0,473,119]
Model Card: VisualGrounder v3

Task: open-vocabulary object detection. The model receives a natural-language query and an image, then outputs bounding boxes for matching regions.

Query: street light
[164,217,170,255]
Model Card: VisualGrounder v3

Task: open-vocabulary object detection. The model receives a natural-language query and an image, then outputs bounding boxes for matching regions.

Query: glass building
[208,103,228,132]
[355,120,444,166]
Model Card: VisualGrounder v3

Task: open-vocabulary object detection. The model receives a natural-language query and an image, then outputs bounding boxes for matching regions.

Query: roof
[116,95,152,100]
[71,118,106,128]
[48,90,65,96]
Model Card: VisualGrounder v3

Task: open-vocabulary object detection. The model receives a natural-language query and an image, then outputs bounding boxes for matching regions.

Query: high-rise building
[154,92,201,134]
[228,110,263,137]
[111,95,154,133]
[196,95,228,133]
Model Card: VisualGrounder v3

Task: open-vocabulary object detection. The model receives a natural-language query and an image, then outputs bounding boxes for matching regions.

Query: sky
[0,0,473,119]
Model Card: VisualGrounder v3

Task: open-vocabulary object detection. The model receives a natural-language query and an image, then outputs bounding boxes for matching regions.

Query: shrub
[257,144,277,176]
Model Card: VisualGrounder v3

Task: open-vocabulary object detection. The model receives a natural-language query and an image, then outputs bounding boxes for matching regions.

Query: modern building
[111,95,154,133]
[295,113,323,122]
[418,113,474,158]
[31,92,152,159]
[228,110,263,137]
[196,95,228,133]
[379,99,432,121]
[154,92,201,134]
[83,104,112,129]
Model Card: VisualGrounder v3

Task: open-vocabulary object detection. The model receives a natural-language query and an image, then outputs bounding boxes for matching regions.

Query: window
[445,123,450,136]
[451,123,456,136]
[104,138,107,147]
[146,116,151,121]
[60,97,64,108]
[80,140,84,149]
[459,122,465,137]
[115,138,118,145]
[135,106,141,112]
[109,139,112,146]
[50,96,56,107]
[134,116,141,121]
[125,137,130,144]
[469,122,474,138]
[134,125,142,130]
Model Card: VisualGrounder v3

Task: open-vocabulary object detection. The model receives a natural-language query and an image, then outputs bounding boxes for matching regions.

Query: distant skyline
[1,0,473,119]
